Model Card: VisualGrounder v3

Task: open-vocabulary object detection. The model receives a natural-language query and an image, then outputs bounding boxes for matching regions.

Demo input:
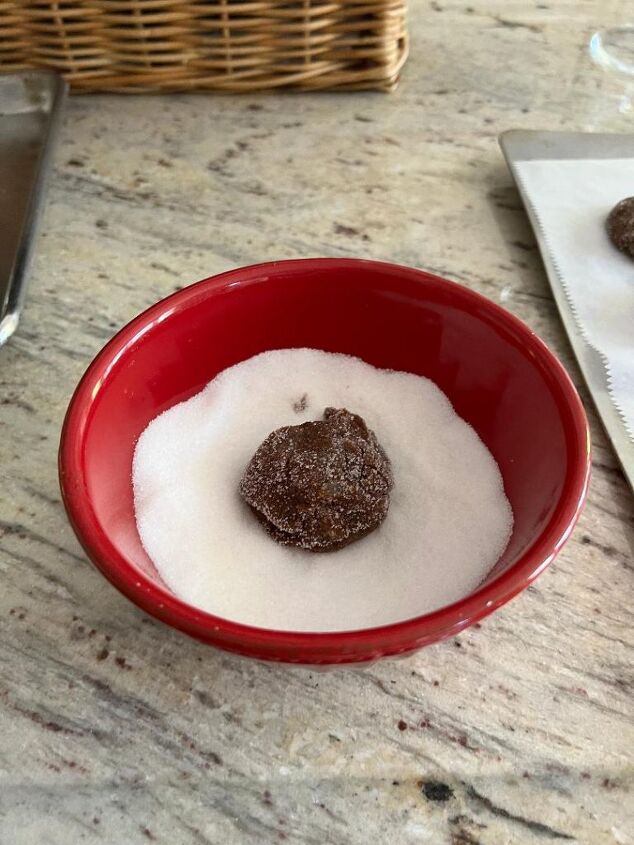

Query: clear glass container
[589,25,634,113]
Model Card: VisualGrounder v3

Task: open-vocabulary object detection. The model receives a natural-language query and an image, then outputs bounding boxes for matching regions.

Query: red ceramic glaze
[59,259,590,664]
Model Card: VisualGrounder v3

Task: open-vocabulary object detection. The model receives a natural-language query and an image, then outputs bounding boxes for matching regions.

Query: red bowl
[59,259,590,664]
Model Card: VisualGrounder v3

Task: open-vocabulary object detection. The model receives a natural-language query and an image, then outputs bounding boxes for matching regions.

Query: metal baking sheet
[500,129,634,492]
[0,70,67,346]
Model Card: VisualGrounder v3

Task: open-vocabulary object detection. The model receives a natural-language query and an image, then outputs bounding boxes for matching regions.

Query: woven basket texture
[0,1,408,92]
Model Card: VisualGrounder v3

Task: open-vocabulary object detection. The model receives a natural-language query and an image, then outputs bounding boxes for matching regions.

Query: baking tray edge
[499,129,634,492]
[0,70,68,346]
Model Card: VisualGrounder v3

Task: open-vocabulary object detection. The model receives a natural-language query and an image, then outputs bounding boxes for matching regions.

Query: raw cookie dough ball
[607,196,634,259]
[240,408,393,552]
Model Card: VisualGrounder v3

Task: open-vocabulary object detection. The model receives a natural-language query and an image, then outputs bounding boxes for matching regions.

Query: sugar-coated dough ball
[607,196,634,259]
[240,408,393,552]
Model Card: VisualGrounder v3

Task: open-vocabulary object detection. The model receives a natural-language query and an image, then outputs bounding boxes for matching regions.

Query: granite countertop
[1,1,633,843]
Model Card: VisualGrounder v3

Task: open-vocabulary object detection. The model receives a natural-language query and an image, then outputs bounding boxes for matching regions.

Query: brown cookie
[239,408,393,552]
[607,196,634,259]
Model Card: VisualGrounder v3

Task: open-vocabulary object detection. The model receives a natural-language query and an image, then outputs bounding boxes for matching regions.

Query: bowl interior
[68,260,586,624]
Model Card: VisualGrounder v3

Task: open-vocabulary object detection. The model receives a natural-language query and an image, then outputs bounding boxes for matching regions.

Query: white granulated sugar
[133,349,513,632]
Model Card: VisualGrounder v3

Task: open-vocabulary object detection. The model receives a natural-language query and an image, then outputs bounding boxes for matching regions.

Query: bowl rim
[59,258,591,662]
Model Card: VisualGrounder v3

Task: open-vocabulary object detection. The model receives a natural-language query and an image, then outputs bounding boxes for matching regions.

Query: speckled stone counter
[1,2,633,843]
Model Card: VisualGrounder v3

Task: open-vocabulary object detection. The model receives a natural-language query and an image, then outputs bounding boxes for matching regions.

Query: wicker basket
[0,1,408,93]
